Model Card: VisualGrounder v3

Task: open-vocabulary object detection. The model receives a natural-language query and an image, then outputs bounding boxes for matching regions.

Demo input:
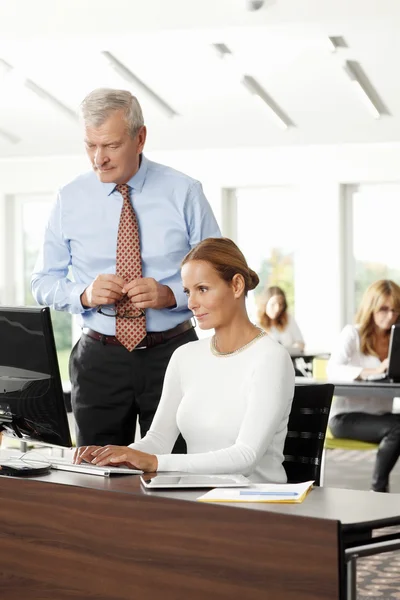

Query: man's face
[84,109,146,185]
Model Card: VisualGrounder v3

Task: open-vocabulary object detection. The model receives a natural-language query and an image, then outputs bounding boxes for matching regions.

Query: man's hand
[123,278,176,310]
[78,445,158,472]
[81,274,126,308]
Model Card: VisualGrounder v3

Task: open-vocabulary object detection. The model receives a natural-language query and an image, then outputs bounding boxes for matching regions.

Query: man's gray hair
[80,88,144,138]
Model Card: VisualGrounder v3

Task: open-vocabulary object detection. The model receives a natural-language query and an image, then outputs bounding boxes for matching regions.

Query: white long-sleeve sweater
[129,335,295,483]
[327,324,393,417]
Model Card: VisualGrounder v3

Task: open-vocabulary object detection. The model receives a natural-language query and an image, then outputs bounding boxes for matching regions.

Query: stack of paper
[197,480,314,503]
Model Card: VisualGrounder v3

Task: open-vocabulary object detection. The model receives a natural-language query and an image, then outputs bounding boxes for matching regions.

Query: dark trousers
[329,412,400,492]
[69,327,197,449]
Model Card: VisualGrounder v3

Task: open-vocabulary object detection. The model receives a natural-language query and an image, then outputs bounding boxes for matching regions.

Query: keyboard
[366,373,388,382]
[48,456,142,477]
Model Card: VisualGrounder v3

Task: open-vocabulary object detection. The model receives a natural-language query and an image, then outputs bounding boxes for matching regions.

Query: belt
[83,319,194,349]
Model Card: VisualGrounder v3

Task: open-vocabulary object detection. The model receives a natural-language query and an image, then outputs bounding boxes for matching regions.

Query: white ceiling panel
[0,0,399,157]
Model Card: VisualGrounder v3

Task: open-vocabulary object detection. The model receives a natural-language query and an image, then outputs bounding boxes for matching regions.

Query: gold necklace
[210,328,266,357]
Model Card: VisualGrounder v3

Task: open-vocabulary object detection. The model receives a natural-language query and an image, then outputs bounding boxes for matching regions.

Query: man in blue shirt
[31,88,221,449]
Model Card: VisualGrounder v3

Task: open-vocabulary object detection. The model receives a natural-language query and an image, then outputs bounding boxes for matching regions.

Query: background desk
[289,351,329,377]
[295,376,400,398]
[289,351,329,360]
[1,467,400,599]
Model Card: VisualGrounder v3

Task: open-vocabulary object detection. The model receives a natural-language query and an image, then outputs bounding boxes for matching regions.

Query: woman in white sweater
[258,286,305,351]
[327,279,400,492]
[74,238,295,482]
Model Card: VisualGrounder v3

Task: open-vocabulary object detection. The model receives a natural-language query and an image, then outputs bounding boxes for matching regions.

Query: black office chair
[283,383,334,487]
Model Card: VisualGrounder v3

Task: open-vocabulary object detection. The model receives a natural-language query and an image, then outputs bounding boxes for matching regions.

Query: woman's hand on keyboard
[73,446,102,464]
[74,445,158,472]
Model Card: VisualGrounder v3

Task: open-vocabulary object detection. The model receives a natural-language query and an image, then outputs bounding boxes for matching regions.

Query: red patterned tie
[115,184,147,351]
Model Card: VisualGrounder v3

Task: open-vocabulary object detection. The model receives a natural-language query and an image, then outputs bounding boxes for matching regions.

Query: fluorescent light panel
[250,94,287,129]
[102,51,178,119]
[0,127,20,144]
[213,43,231,57]
[344,60,389,119]
[351,80,381,119]
[327,36,348,52]
[212,43,244,80]
[242,75,294,129]
[0,57,78,122]
[24,80,78,121]
[0,58,13,75]
[212,43,294,130]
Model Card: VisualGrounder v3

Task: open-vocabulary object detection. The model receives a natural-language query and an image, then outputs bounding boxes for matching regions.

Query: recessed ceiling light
[102,51,179,119]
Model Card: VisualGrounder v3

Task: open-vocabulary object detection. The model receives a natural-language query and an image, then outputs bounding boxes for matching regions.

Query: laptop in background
[387,323,400,382]
[367,323,400,382]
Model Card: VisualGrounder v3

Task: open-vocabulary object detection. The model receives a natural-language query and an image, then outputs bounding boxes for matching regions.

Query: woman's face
[265,294,285,321]
[372,295,399,331]
[181,260,239,330]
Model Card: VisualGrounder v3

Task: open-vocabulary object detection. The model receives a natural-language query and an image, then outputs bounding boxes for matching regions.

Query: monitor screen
[0,306,72,447]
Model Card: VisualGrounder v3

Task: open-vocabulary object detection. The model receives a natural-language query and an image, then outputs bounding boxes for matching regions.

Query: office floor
[324,448,400,493]
[325,449,400,599]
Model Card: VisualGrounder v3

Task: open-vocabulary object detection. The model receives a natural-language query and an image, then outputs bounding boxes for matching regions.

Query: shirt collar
[102,154,149,197]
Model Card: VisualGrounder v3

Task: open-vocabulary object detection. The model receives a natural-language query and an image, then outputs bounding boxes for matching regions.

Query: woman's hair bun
[247,269,260,291]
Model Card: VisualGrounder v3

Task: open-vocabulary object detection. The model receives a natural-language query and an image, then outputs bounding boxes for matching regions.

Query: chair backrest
[283,383,334,486]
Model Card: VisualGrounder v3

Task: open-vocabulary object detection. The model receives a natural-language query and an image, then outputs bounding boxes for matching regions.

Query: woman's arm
[327,324,388,381]
[86,347,294,474]
[73,349,185,466]
[327,325,363,380]
[358,359,388,380]
[327,325,376,380]
[128,350,183,454]
[154,349,295,475]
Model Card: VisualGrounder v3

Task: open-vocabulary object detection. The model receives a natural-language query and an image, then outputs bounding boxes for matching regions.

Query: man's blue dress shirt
[31,155,221,335]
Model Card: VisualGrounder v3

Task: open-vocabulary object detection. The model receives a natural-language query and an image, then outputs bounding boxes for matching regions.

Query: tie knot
[116,184,130,198]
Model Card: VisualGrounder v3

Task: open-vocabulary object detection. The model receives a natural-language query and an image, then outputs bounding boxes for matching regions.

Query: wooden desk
[2,464,400,600]
[295,376,400,398]
[0,471,342,600]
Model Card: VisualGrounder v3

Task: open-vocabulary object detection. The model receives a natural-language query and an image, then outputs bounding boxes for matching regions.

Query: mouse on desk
[0,461,51,477]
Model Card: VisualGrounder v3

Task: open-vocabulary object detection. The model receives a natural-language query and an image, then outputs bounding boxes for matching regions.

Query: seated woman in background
[327,279,400,492]
[258,286,305,351]
[74,238,295,482]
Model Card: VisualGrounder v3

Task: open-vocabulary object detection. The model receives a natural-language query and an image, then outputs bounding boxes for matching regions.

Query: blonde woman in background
[258,286,305,351]
[327,279,400,492]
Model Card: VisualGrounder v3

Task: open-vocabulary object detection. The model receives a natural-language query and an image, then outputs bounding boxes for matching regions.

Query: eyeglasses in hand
[97,305,145,319]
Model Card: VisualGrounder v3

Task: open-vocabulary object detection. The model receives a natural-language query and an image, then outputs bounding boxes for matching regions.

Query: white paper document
[197,480,314,503]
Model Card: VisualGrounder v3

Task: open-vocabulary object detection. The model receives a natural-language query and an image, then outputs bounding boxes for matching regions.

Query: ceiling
[0,0,399,158]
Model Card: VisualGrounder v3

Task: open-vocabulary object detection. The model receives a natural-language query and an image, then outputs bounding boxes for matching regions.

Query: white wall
[1,141,400,349]
[3,142,400,189]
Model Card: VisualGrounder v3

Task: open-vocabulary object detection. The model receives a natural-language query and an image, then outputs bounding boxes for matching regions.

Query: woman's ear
[232,274,245,298]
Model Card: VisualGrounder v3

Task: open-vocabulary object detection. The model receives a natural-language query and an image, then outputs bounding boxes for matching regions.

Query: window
[235,187,303,323]
[350,184,400,311]
[16,194,72,381]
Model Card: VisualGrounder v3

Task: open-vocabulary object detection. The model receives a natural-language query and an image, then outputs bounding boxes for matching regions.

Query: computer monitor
[0,306,72,447]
